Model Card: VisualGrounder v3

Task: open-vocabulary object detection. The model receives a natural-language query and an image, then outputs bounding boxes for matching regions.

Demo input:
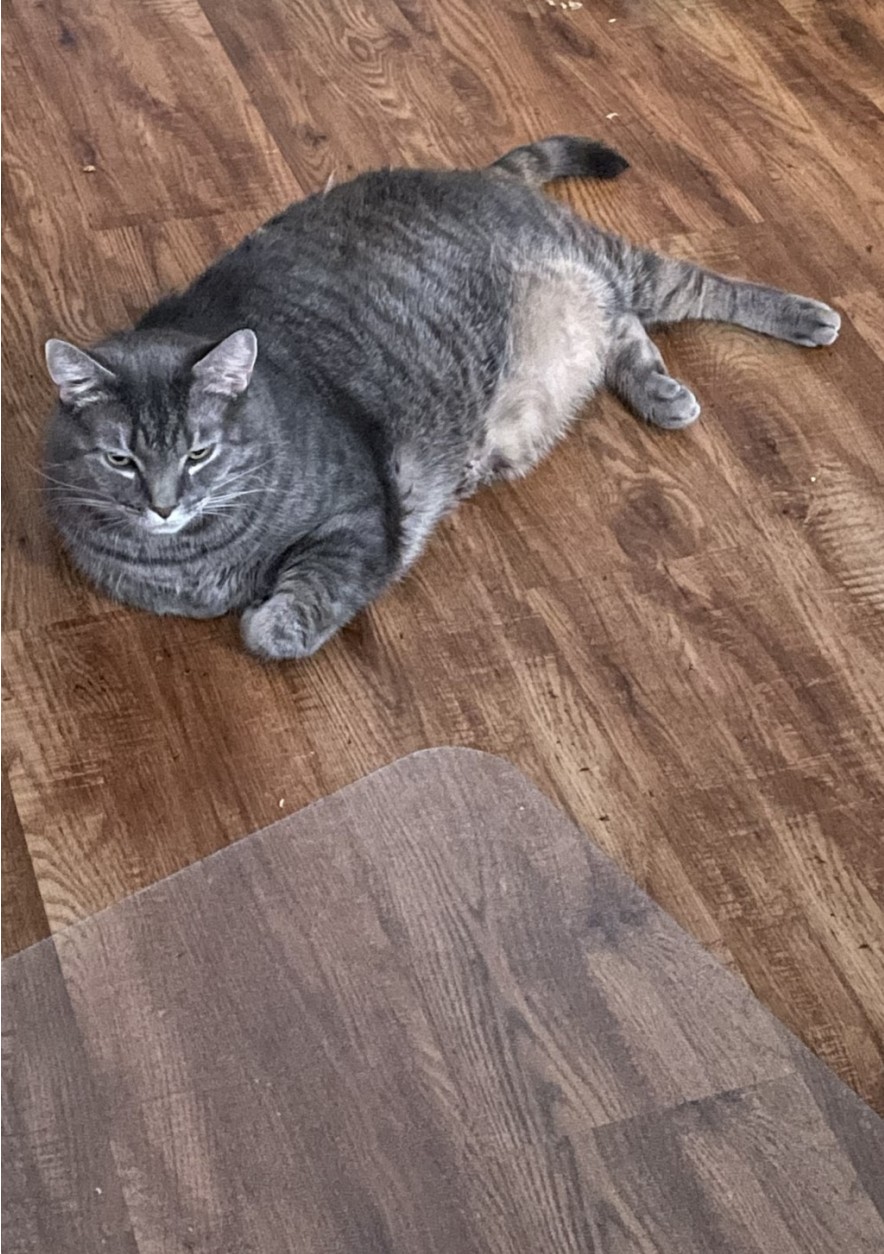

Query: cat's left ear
[192,329,257,398]
[45,339,116,407]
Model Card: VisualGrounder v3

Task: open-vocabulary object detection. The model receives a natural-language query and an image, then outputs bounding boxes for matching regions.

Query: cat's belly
[480,262,611,479]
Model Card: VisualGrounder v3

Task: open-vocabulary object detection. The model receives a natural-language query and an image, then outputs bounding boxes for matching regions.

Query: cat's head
[43,329,261,537]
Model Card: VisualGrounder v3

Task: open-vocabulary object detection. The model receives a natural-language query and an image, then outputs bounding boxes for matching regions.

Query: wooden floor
[2,0,883,1111]
[5,752,883,1252]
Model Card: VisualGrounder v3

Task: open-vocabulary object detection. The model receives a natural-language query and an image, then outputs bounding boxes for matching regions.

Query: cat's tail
[489,136,629,188]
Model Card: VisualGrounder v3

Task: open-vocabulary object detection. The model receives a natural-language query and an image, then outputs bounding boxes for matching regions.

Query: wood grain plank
[2,942,137,1253]
[6,0,297,230]
[1,775,49,960]
[2,0,883,1114]
[3,751,882,1252]
[582,1072,882,1252]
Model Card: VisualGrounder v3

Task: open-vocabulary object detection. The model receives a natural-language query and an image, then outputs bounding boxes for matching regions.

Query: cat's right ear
[191,329,258,399]
[45,339,115,408]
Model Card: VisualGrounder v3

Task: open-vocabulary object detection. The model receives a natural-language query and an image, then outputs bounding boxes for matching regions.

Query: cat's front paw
[778,296,841,348]
[241,596,321,660]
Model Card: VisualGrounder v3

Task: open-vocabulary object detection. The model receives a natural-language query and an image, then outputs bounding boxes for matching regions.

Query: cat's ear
[191,329,257,399]
[45,339,115,407]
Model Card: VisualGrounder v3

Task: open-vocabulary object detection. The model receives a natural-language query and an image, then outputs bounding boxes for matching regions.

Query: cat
[44,136,840,659]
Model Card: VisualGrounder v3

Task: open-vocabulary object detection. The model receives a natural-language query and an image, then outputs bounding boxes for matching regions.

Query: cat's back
[142,167,538,416]
[263,165,548,254]
[142,166,547,330]
[138,163,565,475]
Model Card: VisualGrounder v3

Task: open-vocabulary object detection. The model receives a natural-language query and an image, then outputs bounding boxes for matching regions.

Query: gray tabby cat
[44,136,840,659]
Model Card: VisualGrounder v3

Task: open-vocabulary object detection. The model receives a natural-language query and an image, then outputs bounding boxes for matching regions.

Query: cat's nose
[151,505,175,519]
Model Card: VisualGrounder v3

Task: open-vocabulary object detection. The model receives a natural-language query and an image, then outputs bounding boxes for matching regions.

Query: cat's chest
[85,548,260,619]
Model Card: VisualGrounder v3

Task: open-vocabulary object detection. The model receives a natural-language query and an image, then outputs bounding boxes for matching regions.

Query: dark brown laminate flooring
[4,751,883,1253]
[2,0,883,1111]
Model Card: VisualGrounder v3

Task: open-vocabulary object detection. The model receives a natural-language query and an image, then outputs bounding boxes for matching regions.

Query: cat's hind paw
[776,297,841,348]
[639,372,701,430]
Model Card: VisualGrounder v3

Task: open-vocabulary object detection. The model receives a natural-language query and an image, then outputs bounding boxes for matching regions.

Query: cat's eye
[105,452,134,468]
[187,445,214,463]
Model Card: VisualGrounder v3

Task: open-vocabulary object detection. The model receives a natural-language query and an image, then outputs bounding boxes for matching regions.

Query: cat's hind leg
[622,248,840,347]
[606,313,700,429]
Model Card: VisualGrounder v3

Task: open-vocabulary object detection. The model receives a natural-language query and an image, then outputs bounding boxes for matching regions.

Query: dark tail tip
[587,144,630,180]
[491,136,629,187]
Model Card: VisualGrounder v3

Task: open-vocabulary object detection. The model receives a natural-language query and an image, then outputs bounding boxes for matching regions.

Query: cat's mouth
[140,508,193,537]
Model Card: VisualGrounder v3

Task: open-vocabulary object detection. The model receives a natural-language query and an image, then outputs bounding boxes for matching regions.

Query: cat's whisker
[38,471,100,492]
[207,488,288,504]
[43,488,121,505]
[214,458,278,487]
[49,496,126,511]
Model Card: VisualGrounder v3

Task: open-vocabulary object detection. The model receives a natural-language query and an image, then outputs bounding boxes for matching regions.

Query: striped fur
[44,137,840,658]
